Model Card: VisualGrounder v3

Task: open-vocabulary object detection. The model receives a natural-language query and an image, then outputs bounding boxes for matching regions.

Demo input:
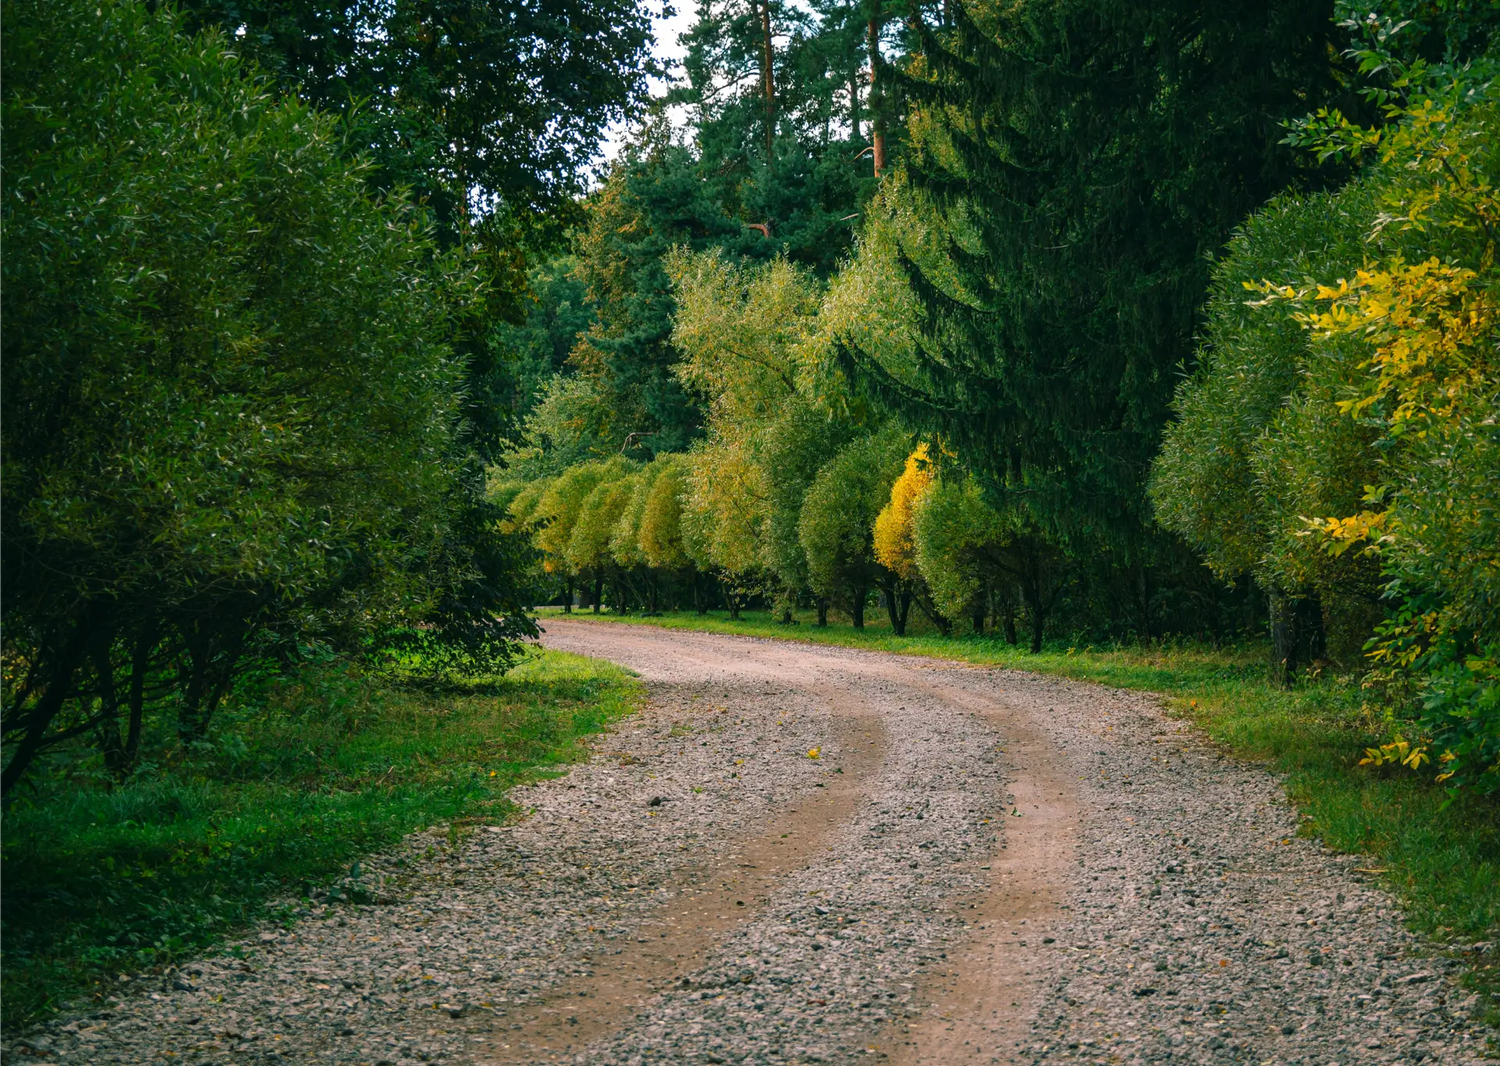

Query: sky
[598,2,698,163]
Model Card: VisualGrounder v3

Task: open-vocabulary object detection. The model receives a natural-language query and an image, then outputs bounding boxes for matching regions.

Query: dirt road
[23,620,1487,1066]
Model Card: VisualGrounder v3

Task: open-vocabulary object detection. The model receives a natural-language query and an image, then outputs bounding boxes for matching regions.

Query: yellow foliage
[873,444,936,580]
[1302,510,1387,557]
[1256,255,1496,564]
[1358,738,1430,772]
[1254,95,1498,571]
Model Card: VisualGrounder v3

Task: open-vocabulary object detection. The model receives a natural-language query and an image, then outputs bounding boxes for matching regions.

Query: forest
[496,0,1500,795]
[2,0,1498,1032]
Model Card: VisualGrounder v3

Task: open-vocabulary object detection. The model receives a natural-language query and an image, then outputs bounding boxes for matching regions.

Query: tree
[798,429,908,628]
[873,444,950,633]
[532,458,637,609]
[1150,184,1385,676]
[909,474,1064,651]
[911,475,1012,641]
[179,0,661,242]
[840,0,1364,548]
[638,455,708,611]
[1152,9,1500,787]
[1,0,491,791]
[179,0,665,662]
[568,469,643,610]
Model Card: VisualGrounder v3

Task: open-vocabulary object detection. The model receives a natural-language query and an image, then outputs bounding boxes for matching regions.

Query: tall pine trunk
[757,0,775,157]
[867,3,885,175]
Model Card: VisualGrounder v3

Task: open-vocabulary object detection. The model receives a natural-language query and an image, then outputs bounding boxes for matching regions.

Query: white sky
[598,3,698,163]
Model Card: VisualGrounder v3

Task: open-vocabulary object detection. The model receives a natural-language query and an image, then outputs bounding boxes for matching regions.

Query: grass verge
[0,648,640,1031]
[544,606,1500,1014]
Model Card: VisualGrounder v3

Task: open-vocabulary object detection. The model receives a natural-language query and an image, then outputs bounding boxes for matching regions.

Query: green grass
[0,648,640,1031]
[547,606,1500,1010]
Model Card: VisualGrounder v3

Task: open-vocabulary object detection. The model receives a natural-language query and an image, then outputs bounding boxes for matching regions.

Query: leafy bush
[1,0,495,792]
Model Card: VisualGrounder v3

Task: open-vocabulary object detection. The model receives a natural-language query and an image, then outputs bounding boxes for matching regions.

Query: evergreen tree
[841,0,1364,548]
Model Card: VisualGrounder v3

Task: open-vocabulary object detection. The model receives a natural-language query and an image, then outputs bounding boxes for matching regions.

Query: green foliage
[1,0,524,793]
[911,475,1006,627]
[668,249,857,604]
[1152,15,1500,790]
[178,0,660,240]
[498,0,923,473]
[843,0,1363,545]
[798,428,909,625]
[639,456,695,573]
[532,459,636,576]
[568,470,642,575]
[489,257,597,420]
[1149,183,1389,665]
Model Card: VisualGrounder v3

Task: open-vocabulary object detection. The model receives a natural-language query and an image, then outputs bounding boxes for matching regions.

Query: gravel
[5,622,1490,1066]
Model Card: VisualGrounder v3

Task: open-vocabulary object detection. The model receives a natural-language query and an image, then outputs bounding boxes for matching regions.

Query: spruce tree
[844,0,1362,549]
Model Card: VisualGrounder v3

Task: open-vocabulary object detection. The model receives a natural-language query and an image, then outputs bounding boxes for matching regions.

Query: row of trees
[497,0,1500,794]
[500,249,1216,651]
[0,0,659,796]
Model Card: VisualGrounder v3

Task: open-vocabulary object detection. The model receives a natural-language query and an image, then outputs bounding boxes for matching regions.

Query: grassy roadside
[544,606,1500,1010]
[0,648,640,1031]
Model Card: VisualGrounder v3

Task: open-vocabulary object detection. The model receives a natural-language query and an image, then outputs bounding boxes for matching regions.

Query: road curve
[22,620,1487,1066]
[527,620,1487,1066]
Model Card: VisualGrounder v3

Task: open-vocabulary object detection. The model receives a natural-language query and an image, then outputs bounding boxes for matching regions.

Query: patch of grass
[548,606,1500,1008]
[0,648,640,1030]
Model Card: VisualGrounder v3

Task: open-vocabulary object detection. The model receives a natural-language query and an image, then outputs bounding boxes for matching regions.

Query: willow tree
[1,0,491,790]
[670,249,850,617]
[799,428,909,629]
[873,445,949,633]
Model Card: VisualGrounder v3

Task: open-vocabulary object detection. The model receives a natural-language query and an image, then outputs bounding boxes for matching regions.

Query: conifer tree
[842,0,1361,549]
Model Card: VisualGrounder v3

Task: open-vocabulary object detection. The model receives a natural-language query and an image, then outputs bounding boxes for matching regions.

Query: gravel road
[9,620,1491,1066]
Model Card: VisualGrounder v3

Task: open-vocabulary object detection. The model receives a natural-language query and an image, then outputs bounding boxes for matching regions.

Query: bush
[1,0,486,792]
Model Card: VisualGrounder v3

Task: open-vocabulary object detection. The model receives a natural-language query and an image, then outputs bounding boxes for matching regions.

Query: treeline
[499,0,1500,794]
[500,251,1227,651]
[0,0,658,795]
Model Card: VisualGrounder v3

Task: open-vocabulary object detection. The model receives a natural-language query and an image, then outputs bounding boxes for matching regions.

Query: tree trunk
[757,0,775,157]
[867,4,886,175]
[884,583,910,636]
[1270,588,1297,687]
[850,585,867,629]
[591,574,604,614]
[971,604,986,635]
[178,616,246,744]
[563,576,573,613]
[815,597,829,627]
[1,640,84,798]
[913,590,950,635]
[178,636,211,744]
[123,620,157,767]
[1136,564,1153,642]
[93,640,127,776]
[849,68,861,142]
[1022,582,1046,653]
